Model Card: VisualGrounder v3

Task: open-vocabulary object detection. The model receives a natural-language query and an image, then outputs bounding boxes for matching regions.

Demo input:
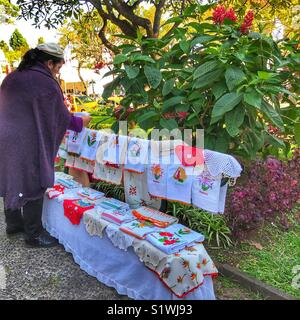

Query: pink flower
[224,8,237,22]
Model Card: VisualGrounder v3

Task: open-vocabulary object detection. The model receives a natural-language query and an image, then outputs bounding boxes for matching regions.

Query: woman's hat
[36,42,64,59]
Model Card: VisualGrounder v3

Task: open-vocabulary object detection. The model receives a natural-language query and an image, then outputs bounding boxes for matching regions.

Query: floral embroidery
[202,258,208,266]
[87,132,97,147]
[190,273,197,281]
[182,260,189,268]
[196,263,201,269]
[178,228,191,235]
[129,141,141,158]
[129,185,137,196]
[151,164,163,180]
[164,239,179,245]
[173,167,187,183]
[177,275,185,283]
[174,253,181,257]
[159,232,174,237]
[184,246,197,252]
[72,132,79,142]
[161,267,171,279]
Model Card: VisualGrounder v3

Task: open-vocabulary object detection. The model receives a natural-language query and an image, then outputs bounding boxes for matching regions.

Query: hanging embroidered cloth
[103,134,128,165]
[79,129,101,163]
[124,137,149,173]
[93,161,123,185]
[192,168,228,214]
[73,156,95,174]
[132,206,178,228]
[67,128,87,155]
[124,170,161,210]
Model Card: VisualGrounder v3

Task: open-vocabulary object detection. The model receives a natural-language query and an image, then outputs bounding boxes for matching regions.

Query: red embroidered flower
[190,273,197,281]
[164,239,178,245]
[129,185,137,196]
[212,5,226,24]
[240,10,254,34]
[202,258,208,266]
[196,263,201,269]
[159,232,173,237]
[185,246,197,252]
[174,253,181,257]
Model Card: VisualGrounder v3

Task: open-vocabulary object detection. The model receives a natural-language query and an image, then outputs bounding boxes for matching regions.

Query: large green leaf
[244,91,262,109]
[162,96,184,111]
[131,54,155,63]
[138,111,159,123]
[193,68,223,89]
[179,40,190,54]
[295,123,300,145]
[191,35,215,47]
[162,78,175,96]
[193,60,219,80]
[261,100,285,130]
[124,65,140,79]
[211,93,242,118]
[102,76,121,99]
[212,82,227,100]
[144,65,162,89]
[159,118,179,130]
[225,107,245,137]
[257,71,277,80]
[225,66,245,91]
[215,133,230,153]
[113,54,128,65]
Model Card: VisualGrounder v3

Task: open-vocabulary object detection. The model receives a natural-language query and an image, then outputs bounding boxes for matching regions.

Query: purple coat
[0,62,83,210]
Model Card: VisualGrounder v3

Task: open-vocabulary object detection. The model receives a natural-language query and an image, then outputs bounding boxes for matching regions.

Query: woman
[0,43,91,248]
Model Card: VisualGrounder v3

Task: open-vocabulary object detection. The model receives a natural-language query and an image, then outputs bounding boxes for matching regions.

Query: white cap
[36,42,65,59]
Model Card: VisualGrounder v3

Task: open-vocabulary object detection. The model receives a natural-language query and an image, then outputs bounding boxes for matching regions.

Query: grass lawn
[208,208,300,299]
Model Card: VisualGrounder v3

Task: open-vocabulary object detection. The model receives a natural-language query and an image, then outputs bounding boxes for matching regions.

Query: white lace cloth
[105,224,135,251]
[83,209,110,238]
[133,239,167,268]
[204,149,242,178]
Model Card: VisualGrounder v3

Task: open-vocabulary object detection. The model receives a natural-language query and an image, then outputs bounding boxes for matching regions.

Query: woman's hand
[81,116,92,127]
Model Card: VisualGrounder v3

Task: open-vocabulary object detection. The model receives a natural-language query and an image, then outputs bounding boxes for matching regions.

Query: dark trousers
[4,197,44,239]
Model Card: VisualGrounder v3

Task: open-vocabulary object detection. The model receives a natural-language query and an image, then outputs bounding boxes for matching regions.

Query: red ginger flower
[213,5,237,24]
[240,10,254,34]
[212,5,226,24]
[224,7,237,22]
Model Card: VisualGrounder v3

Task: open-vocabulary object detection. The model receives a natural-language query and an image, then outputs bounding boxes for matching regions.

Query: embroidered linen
[65,153,76,168]
[93,162,123,185]
[124,137,149,173]
[146,223,205,254]
[120,220,159,240]
[83,208,110,238]
[124,170,161,210]
[148,242,218,298]
[67,128,87,155]
[55,178,82,189]
[54,171,73,182]
[132,206,178,228]
[98,208,135,225]
[96,197,130,213]
[63,198,95,225]
[105,223,135,251]
[147,161,168,199]
[132,239,167,268]
[56,188,83,203]
[77,188,105,201]
[73,156,94,174]
[103,134,128,165]
[79,129,101,162]
[192,169,225,213]
[46,185,65,199]
[166,153,194,204]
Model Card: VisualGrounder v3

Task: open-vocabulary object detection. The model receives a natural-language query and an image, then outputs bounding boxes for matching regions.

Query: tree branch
[153,0,167,37]
[110,0,153,37]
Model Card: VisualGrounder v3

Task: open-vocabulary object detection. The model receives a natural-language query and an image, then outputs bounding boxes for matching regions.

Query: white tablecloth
[42,196,216,300]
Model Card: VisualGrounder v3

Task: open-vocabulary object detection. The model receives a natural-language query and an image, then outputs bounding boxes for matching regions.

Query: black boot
[4,207,24,235]
[23,197,58,248]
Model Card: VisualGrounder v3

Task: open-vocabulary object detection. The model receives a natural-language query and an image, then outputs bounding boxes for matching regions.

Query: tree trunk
[77,64,88,94]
